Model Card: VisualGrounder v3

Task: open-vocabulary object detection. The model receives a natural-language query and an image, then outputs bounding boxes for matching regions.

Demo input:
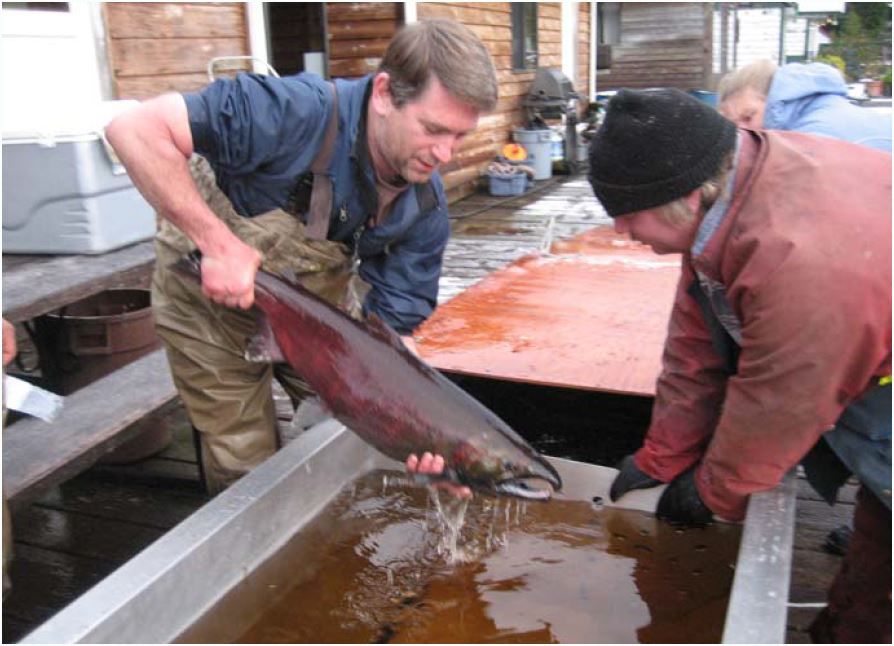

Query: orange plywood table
[415,227,681,396]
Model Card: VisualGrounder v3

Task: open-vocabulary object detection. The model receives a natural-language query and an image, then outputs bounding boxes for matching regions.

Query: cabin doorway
[264,2,327,78]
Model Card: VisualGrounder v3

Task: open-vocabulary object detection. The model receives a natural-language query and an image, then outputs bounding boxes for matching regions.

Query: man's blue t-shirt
[183,72,450,334]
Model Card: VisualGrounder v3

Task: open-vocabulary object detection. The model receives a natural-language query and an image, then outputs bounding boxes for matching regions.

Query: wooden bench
[3,348,177,509]
[2,240,171,507]
[2,240,156,324]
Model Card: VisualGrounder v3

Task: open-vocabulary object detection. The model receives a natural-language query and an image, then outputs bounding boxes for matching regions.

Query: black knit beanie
[588,88,737,217]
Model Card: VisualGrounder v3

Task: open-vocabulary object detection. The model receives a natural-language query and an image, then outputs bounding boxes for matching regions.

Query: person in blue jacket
[718,59,891,152]
[106,19,498,493]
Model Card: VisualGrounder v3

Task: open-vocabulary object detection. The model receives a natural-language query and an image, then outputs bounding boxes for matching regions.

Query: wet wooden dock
[2,174,856,643]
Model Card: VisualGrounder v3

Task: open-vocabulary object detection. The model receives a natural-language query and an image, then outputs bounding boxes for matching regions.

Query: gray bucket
[514,128,553,180]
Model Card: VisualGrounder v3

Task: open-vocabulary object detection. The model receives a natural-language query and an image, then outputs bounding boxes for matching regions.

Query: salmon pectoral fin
[244,309,287,363]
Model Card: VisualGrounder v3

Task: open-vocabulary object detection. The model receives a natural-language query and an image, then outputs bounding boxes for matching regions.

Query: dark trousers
[809,486,891,643]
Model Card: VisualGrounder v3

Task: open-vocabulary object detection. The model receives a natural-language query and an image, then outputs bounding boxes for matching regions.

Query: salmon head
[443,430,563,501]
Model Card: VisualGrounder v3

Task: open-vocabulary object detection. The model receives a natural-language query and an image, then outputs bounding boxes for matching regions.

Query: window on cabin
[597,2,620,70]
[512,3,538,71]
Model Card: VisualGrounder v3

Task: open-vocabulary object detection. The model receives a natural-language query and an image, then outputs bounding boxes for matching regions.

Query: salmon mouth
[494,459,563,500]
[494,478,556,500]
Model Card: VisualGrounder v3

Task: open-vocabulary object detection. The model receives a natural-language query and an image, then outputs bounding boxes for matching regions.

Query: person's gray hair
[377,18,498,112]
[657,152,735,226]
[717,59,778,103]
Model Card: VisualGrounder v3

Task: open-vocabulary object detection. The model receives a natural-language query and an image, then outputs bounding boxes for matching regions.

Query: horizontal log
[104,2,246,39]
[477,110,525,131]
[466,24,513,42]
[438,2,511,13]
[329,57,381,78]
[328,38,391,59]
[538,3,561,19]
[610,62,705,74]
[445,181,479,206]
[110,37,249,77]
[539,17,561,31]
[328,19,398,40]
[441,161,489,192]
[326,2,400,21]
[115,73,212,100]
[538,41,562,55]
[417,3,511,27]
[450,142,501,168]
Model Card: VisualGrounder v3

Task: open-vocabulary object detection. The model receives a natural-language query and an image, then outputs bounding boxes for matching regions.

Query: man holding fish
[588,88,890,643]
[106,19,498,495]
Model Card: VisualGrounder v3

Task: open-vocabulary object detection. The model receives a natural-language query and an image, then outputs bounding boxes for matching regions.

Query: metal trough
[21,420,796,644]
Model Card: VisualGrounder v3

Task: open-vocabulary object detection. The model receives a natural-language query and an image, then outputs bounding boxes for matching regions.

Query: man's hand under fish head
[199,240,262,309]
[406,452,473,499]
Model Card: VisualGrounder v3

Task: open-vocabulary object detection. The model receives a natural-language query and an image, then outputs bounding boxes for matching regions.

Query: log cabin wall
[596,2,712,92]
[104,2,250,100]
[417,2,562,202]
[101,2,580,201]
[326,2,402,79]
[577,2,591,101]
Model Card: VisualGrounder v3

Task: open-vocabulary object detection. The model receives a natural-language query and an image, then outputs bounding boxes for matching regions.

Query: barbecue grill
[521,68,581,172]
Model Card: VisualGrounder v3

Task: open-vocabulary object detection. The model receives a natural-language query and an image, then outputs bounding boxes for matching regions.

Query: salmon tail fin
[168,249,204,284]
[245,309,287,363]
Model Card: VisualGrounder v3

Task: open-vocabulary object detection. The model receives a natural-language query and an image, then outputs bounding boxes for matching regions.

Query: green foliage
[820,2,892,80]
[815,54,847,75]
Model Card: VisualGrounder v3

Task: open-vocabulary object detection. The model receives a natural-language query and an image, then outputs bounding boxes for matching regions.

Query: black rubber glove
[655,468,714,525]
[609,455,662,502]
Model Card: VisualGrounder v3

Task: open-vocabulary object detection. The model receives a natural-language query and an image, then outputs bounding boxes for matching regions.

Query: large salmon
[172,254,562,500]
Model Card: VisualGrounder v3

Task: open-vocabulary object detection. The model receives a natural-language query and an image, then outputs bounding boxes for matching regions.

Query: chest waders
[152,84,367,494]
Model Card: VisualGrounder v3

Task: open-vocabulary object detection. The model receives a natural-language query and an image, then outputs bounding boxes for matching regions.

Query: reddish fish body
[173,257,561,499]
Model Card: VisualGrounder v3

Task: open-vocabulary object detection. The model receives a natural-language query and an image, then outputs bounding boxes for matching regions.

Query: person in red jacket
[588,88,891,643]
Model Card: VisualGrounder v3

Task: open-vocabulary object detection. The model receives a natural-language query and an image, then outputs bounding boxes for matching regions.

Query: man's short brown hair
[378,18,498,112]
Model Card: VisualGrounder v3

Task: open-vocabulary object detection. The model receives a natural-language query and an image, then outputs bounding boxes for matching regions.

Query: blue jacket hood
[763,63,891,152]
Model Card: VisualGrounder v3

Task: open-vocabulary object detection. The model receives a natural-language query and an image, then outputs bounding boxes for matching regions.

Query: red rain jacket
[635,130,892,520]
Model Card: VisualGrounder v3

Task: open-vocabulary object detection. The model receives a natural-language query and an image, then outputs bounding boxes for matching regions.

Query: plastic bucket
[688,90,718,107]
[36,289,170,461]
[488,172,527,196]
[513,128,553,180]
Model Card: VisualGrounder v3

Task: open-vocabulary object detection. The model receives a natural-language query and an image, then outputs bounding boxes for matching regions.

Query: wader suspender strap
[305,82,339,240]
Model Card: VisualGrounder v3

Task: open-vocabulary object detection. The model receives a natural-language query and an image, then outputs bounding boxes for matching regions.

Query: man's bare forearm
[106,93,260,307]
[105,93,240,256]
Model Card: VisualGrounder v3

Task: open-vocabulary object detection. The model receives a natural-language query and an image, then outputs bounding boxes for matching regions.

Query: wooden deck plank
[2,543,116,642]
[34,473,208,530]
[11,506,166,563]
[2,348,177,507]
[2,240,156,324]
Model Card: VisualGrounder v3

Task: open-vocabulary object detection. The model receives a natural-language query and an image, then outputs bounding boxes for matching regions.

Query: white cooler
[2,101,156,255]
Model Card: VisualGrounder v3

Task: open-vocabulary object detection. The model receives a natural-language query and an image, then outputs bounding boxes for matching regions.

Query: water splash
[430,490,471,563]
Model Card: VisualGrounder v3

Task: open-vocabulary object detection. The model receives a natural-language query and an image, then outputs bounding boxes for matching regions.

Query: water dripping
[431,490,471,563]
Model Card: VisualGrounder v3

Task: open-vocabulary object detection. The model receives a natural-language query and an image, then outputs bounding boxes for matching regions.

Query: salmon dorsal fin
[365,313,406,351]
